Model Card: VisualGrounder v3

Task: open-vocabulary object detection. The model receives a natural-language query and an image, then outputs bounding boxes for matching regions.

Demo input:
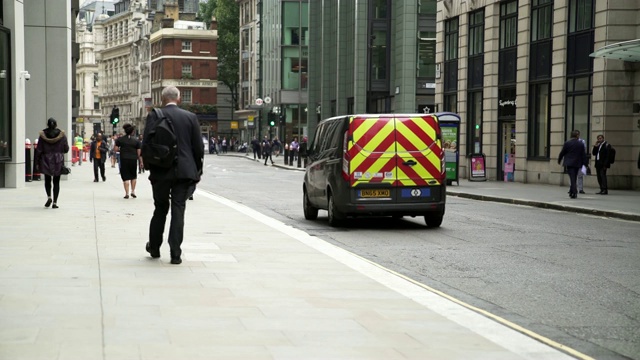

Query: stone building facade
[436,0,640,189]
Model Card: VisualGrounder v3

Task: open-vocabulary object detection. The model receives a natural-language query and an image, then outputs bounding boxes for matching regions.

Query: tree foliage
[214,0,240,112]
[196,0,216,27]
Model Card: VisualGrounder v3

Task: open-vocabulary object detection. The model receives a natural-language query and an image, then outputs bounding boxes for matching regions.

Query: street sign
[230,121,238,129]
[255,98,264,106]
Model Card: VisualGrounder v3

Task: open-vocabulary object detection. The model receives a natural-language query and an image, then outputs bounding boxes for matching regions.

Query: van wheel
[303,189,318,220]
[424,211,444,228]
[327,194,344,227]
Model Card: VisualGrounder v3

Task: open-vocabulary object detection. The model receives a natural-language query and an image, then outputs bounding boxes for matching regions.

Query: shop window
[467,91,483,154]
[444,94,457,113]
[565,76,592,145]
[528,83,550,158]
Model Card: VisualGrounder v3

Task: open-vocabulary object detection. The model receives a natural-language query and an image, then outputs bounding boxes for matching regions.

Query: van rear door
[347,115,443,200]
[395,115,443,188]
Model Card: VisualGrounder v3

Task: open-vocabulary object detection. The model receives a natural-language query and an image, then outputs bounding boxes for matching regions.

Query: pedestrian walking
[110,134,118,168]
[263,137,274,166]
[89,133,109,182]
[115,124,141,199]
[592,134,610,195]
[73,133,83,166]
[289,137,299,165]
[558,130,588,199]
[143,86,204,265]
[251,136,261,160]
[576,130,588,194]
[35,118,69,209]
[138,134,145,174]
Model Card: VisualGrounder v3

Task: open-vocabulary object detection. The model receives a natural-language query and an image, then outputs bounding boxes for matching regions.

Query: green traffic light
[269,120,275,127]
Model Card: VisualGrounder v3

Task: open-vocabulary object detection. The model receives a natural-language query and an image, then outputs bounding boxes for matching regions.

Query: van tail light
[341,131,350,181]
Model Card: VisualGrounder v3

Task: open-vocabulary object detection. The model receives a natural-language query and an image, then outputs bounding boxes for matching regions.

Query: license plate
[359,189,390,198]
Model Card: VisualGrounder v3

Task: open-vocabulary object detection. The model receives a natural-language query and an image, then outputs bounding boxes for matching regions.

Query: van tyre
[327,194,344,227]
[424,211,444,228]
[303,188,318,220]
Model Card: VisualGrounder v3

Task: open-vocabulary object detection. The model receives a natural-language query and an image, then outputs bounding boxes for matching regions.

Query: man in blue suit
[558,130,587,199]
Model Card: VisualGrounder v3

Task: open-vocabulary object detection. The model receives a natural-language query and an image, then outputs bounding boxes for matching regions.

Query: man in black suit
[591,134,610,195]
[143,86,204,264]
[558,130,587,199]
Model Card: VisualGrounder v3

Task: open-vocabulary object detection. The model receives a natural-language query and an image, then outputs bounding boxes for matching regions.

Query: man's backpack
[141,108,177,169]
[607,143,616,165]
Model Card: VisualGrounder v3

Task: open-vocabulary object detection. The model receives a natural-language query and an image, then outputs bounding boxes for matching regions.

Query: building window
[182,41,192,52]
[467,91,483,154]
[500,1,517,49]
[418,0,437,14]
[569,0,593,33]
[565,76,591,145]
[530,0,553,80]
[93,73,99,87]
[468,10,484,56]
[499,2,517,85]
[468,10,484,89]
[182,89,192,104]
[532,0,553,41]
[444,17,459,98]
[94,99,100,110]
[444,94,457,113]
[373,0,388,19]
[528,83,550,158]
[182,64,192,78]
[418,32,436,78]
[371,29,387,80]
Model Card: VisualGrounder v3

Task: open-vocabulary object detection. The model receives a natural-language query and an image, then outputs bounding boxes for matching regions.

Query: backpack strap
[153,107,164,120]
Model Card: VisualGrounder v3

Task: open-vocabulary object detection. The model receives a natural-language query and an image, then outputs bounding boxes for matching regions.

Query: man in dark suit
[143,86,204,264]
[591,134,610,195]
[558,130,587,199]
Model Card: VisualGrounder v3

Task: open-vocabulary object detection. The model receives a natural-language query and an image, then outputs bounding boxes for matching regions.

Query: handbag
[61,165,71,175]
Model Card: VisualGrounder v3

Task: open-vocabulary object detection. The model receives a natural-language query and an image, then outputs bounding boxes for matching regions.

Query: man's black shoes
[145,242,160,259]
[170,257,182,265]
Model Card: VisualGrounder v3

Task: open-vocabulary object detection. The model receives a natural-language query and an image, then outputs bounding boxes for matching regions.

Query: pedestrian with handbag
[34,118,70,209]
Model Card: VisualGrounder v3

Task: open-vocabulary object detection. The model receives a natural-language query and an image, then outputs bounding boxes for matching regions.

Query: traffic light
[279,113,286,125]
[268,112,275,127]
[110,106,120,125]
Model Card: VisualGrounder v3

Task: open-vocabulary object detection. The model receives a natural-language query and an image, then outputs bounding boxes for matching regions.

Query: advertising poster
[441,125,458,180]
[471,155,486,178]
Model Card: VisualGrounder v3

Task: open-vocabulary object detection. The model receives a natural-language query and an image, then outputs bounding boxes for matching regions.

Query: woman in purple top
[35,118,70,208]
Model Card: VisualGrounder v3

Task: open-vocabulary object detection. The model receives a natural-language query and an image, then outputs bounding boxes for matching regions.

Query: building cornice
[151,55,217,63]
[150,28,218,43]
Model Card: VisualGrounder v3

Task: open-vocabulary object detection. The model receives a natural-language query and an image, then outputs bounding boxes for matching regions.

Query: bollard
[32,138,41,181]
[25,138,32,182]
[71,146,79,165]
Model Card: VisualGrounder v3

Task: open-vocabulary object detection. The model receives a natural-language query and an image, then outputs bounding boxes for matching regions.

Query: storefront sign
[230,121,238,129]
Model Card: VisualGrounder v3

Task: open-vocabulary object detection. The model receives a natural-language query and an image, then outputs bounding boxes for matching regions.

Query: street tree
[197,0,216,27]
[214,0,240,114]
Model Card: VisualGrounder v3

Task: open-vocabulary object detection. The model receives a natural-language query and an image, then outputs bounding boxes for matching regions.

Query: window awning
[590,39,640,62]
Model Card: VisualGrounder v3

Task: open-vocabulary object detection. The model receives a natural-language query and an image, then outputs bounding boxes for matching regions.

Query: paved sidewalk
[0,161,589,359]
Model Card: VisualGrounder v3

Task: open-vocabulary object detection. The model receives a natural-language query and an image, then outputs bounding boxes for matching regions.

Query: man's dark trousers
[149,179,192,258]
[567,166,579,196]
[93,159,105,180]
[595,165,608,191]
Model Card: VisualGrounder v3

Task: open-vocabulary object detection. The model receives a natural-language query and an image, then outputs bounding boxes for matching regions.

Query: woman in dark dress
[35,118,70,208]
[114,124,142,199]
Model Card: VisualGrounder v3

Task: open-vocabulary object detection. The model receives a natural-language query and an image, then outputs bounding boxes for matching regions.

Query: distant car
[302,114,446,227]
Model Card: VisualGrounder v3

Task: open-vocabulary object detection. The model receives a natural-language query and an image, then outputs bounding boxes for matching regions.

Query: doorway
[499,121,516,181]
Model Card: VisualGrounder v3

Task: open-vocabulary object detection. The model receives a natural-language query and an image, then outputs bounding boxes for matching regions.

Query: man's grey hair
[162,86,180,101]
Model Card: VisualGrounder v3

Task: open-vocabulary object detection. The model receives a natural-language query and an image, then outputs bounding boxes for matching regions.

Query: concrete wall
[24,0,73,156]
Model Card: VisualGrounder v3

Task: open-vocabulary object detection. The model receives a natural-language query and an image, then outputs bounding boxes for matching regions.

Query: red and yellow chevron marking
[347,115,442,187]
